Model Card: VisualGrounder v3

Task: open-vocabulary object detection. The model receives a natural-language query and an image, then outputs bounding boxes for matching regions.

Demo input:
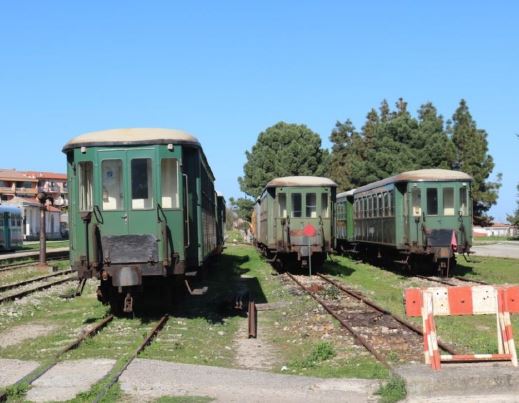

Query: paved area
[395,362,519,401]
[120,358,380,402]
[471,242,519,259]
[0,359,39,388]
[0,247,69,262]
[26,358,115,402]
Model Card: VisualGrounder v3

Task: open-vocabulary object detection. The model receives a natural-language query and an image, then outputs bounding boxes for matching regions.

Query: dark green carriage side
[255,176,337,269]
[215,194,226,252]
[64,129,221,298]
[337,169,473,273]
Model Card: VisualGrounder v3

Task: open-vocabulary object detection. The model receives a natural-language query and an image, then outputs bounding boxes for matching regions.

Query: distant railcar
[253,176,337,270]
[63,128,225,313]
[0,205,23,251]
[335,169,473,275]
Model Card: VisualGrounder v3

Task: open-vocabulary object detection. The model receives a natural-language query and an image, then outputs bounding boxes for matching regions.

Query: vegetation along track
[0,272,77,304]
[93,314,169,403]
[0,252,69,273]
[0,314,114,402]
[0,269,73,293]
[415,275,490,287]
[286,273,458,370]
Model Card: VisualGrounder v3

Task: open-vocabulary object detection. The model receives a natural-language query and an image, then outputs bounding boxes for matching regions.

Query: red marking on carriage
[448,287,473,315]
[303,224,317,237]
[405,288,423,317]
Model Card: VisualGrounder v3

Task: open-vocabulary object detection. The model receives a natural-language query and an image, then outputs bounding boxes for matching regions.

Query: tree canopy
[239,122,329,198]
[329,98,500,225]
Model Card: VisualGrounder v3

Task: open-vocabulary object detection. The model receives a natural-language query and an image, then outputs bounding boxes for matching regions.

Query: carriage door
[3,213,11,249]
[127,149,158,238]
[98,151,129,235]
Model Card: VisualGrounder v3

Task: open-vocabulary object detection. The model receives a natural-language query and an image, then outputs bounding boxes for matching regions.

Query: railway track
[93,314,169,402]
[286,273,458,370]
[415,274,489,287]
[0,272,77,304]
[0,314,114,402]
[0,269,74,293]
[0,252,69,273]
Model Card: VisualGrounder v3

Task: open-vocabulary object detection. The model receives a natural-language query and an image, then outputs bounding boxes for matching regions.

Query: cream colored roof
[266,176,337,188]
[337,189,355,199]
[355,169,472,194]
[63,128,200,151]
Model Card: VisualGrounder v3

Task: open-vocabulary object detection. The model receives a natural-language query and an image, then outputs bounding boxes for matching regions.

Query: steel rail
[286,273,393,370]
[0,315,114,402]
[453,276,489,285]
[93,314,169,403]
[0,254,69,273]
[0,269,73,293]
[0,274,76,304]
[416,274,490,287]
[317,273,458,355]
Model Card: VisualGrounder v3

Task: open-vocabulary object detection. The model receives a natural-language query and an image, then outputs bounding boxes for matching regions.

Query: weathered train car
[253,176,337,269]
[63,128,223,312]
[0,205,23,251]
[336,169,473,275]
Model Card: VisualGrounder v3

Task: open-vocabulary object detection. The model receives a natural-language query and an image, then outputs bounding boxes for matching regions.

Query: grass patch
[20,240,69,251]
[376,377,407,403]
[292,341,336,369]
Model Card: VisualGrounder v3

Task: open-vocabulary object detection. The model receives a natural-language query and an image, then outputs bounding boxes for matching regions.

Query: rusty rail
[317,274,458,355]
[0,251,69,272]
[0,315,113,402]
[0,274,76,304]
[286,273,393,370]
[248,301,257,338]
[0,269,73,293]
[453,276,489,285]
[93,314,169,403]
[416,274,490,287]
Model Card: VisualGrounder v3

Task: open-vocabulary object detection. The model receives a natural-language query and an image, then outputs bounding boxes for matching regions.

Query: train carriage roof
[337,189,355,199]
[354,169,473,194]
[265,176,337,188]
[62,128,200,151]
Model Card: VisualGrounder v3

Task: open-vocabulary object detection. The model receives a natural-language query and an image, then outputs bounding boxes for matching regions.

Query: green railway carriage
[253,176,337,269]
[0,205,23,251]
[63,128,224,312]
[336,169,473,275]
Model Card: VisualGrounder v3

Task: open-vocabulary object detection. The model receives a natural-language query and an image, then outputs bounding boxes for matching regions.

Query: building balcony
[15,188,37,195]
[0,186,15,194]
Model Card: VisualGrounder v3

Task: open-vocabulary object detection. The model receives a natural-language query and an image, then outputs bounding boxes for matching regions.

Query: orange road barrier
[405,285,519,370]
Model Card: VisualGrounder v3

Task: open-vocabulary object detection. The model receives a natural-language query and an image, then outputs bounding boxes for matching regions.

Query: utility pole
[37,192,52,269]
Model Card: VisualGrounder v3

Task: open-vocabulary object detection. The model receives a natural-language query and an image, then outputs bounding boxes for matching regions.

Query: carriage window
[378,194,383,217]
[321,193,329,218]
[384,193,389,216]
[460,186,468,216]
[373,195,378,217]
[161,159,178,208]
[131,158,153,209]
[426,188,438,215]
[412,187,421,216]
[363,197,367,218]
[11,216,15,225]
[443,188,454,216]
[306,193,317,218]
[278,193,287,218]
[102,159,124,210]
[78,161,93,211]
[291,193,302,218]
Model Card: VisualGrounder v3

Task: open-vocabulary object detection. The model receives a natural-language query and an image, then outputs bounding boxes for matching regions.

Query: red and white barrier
[405,285,519,370]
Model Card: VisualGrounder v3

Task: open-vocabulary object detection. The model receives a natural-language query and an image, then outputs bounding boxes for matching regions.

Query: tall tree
[506,184,519,227]
[239,122,329,198]
[415,102,456,169]
[229,197,255,222]
[449,99,501,225]
[328,119,364,191]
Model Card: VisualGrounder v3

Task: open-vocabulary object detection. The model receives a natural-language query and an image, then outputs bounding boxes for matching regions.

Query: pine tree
[239,122,329,198]
[450,99,501,225]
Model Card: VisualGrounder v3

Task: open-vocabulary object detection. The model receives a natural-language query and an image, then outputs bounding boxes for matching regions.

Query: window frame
[160,158,180,210]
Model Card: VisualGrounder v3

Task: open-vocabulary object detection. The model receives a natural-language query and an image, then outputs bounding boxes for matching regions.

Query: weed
[4,381,29,399]
[292,341,336,369]
[376,377,407,403]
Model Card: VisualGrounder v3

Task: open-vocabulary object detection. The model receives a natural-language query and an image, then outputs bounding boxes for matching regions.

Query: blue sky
[0,1,517,221]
